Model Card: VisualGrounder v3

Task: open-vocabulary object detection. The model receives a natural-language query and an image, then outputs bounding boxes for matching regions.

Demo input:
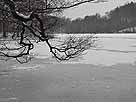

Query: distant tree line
[61,2,136,33]
[1,2,136,34]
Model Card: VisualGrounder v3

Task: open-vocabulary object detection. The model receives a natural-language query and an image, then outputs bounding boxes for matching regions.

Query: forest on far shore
[58,2,136,33]
[1,2,136,34]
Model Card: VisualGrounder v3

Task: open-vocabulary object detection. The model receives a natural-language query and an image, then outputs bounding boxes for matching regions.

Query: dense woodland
[61,2,136,33]
[1,1,136,35]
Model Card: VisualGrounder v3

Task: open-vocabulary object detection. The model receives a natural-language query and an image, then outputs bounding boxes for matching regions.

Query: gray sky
[63,0,136,20]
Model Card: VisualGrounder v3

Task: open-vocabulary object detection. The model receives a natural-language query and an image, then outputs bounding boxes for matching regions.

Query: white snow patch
[0,97,19,101]
[12,65,40,70]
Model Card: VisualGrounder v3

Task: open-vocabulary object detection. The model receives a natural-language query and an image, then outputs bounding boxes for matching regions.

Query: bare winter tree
[0,0,106,63]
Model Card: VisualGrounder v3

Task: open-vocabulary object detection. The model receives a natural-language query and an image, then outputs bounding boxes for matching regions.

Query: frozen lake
[1,34,136,102]
[33,34,136,66]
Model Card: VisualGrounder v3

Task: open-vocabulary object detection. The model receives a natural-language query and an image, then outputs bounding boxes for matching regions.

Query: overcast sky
[63,0,136,20]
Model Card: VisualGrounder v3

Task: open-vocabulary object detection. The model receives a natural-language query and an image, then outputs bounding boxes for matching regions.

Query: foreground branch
[0,0,97,63]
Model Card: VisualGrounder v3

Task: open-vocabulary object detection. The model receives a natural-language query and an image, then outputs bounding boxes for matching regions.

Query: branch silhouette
[0,0,98,63]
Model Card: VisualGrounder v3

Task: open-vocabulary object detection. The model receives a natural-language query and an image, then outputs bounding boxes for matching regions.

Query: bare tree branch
[0,0,99,63]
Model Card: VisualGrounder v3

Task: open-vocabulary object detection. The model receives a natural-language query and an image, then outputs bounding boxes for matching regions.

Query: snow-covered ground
[0,62,136,102]
[0,34,136,102]
[32,34,136,66]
